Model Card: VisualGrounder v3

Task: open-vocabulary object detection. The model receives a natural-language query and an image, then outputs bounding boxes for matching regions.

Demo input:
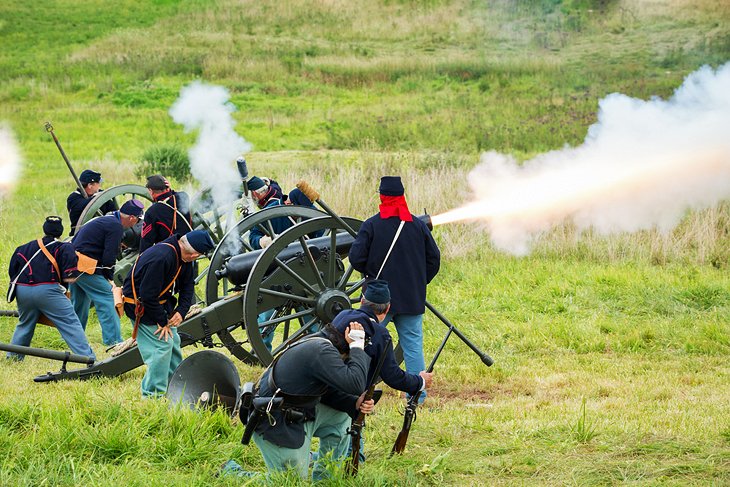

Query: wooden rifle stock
[390,320,455,456]
[346,337,389,476]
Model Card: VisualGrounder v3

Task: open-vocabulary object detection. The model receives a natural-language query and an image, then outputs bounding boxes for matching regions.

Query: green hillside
[1,1,729,485]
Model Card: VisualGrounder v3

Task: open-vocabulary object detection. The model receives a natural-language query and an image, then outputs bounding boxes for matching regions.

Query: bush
[136,144,191,181]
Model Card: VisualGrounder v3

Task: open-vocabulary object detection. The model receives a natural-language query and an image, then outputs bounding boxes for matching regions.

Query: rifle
[391,311,487,455]
[346,337,390,476]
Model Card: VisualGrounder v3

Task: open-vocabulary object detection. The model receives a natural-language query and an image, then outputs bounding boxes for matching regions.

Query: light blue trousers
[135,322,182,398]
[252,403,350,481]
[7,284,96,361]
[383,312,427,402]
[70,273,122,345]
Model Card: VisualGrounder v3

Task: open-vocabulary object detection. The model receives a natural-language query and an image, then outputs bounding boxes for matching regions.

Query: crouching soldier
[6,216,96,361]
[122,230,214,398]
[223,322,370,480]
[319,279,433,464]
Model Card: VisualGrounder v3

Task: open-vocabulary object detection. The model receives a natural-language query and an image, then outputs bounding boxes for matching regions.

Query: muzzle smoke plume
[432,63,730,255]
[169,81,252,211]
[0,124,22,199]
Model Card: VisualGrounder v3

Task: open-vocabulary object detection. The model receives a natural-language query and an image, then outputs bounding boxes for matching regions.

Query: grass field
[1,0,729,485]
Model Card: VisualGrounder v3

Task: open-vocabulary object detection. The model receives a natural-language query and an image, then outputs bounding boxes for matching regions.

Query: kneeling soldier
[229,322,370,480]
[122,230,214,397]
[6,217,96,361]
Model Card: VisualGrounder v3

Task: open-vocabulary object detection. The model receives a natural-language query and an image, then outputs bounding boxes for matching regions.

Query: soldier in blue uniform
[139,174,193,252]
[71,199,144,346]
[316,280,433,464]
[223,322,370,480]
[66,169,118,236]
[349,176,441,403]
[6,216,96,361]
[247,176,288,249]
[122,230,215,397]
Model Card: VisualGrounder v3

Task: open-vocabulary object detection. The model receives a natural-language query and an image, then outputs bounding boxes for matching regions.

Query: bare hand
[356,393,375,414]
[167,312,183,328]
[419,371,433,389]
[344,322,364,344]
[154,325,173,341]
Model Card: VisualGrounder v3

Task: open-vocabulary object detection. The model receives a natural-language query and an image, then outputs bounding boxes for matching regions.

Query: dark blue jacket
[139,190,192,252]
[255,336,369,448]
[71,212,124,280]
[67,189,118,236]
[322,306,424,416]
[122,236,195,328]
[248,197,291,249]
[9,237,79,286]
[349,214,440,314]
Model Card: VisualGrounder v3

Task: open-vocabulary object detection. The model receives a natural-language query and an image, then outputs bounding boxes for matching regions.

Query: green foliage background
[0,0,729,485]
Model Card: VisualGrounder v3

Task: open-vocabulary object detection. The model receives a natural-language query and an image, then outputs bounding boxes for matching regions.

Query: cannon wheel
[204,205,326,305]
[75,184,153,230]
[243,216,368,366]
[203,206,327,364]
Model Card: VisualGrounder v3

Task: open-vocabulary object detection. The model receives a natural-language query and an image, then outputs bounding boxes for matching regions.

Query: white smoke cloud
[169,81,252,212]
[434,62,730,255]
[0,124,22,199]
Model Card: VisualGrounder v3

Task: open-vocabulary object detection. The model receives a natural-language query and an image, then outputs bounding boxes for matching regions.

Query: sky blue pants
[252,403,350,481]
[383,312,427,402]
[70,273,122,345]
[7,284,96,361]
[135,322,182,398]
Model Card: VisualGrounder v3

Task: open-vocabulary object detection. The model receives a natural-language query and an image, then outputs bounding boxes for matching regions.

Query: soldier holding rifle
[222,322,373,481]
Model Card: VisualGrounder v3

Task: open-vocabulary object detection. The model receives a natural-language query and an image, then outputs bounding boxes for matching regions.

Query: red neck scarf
[379,195,412,221]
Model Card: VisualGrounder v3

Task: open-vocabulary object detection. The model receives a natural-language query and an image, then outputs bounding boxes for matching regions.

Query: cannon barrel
[215,214,432,286]
[0,342,95,365]
[216,232,355,286]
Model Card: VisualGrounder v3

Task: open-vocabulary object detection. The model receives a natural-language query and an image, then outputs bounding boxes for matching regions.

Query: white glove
[259,235,273,248]
[348,329,366,350]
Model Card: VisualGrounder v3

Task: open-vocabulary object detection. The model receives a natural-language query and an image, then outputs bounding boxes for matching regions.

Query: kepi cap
[378,176,404,196]
[185,230,215,254]
[120,199,144,218]
[79,169,102,184]
[247,176,266,192]
[145,174,169,191]
[43,216,64,238]
[363,279,391,304]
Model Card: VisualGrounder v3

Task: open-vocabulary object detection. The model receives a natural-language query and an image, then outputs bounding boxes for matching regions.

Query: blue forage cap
[42,215,64,238]
[186,230,215,253]
[79,169,102,184]
[247,176,266,192]
[120,199,144,217]
[378,176,404,196]
[363,279,391,304]
[287,188,313,207]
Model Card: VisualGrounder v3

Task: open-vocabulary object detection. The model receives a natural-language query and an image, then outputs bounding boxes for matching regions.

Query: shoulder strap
[376,220,405,279]
[37,238,61,281]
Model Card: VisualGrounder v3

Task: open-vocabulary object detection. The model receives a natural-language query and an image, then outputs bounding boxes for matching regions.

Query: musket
[44,122,87,198]
[346,337,390,476]
[390,308,492,455]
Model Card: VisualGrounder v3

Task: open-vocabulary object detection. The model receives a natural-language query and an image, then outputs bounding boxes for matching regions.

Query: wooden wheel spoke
[337,264,355,290]
[346,278,365,296]
[258,307,315,328]
[259,287,315,305]
[271,257,320,296]
[298,236,326,290]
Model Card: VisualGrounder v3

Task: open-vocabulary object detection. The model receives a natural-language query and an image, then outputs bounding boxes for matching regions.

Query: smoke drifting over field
[432,63,730,255]
[0,124,21,198]
[170,81,252,210]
